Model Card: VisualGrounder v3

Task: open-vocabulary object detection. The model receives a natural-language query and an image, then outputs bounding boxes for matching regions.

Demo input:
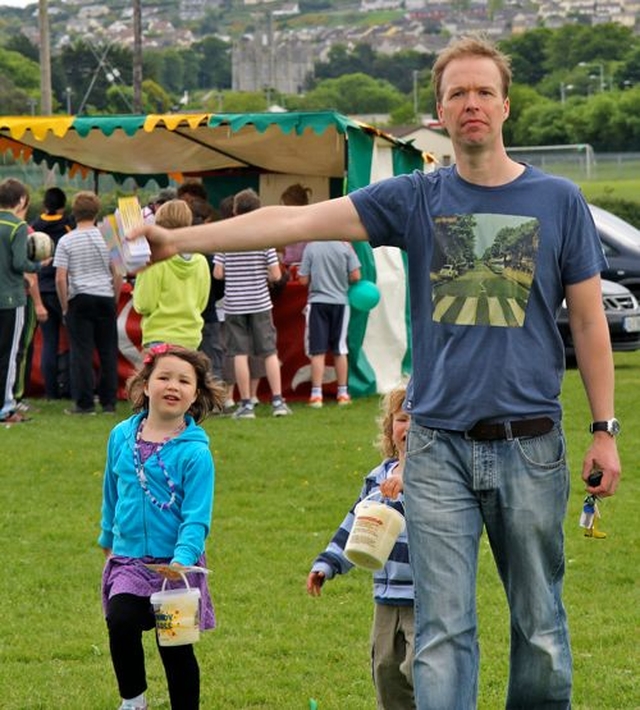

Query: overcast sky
[1,0,34,6]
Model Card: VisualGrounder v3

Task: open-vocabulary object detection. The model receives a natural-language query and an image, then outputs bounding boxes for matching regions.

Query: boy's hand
[306,571,325,597]
[380,474,404,500]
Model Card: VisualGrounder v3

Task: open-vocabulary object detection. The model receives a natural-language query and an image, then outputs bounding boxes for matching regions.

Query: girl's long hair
[127,344,226,422]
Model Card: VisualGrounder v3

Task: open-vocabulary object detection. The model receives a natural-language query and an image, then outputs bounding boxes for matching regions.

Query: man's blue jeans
[404,423,572,710]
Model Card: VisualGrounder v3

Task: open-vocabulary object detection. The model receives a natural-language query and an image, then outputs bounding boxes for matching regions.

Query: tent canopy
[0,111,430,187]
[1,110,430,397]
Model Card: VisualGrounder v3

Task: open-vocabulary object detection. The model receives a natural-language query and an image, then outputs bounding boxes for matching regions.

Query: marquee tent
[0,111,432,397]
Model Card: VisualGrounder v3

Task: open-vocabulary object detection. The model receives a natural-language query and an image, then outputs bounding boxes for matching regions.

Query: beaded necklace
[134,417,186,511]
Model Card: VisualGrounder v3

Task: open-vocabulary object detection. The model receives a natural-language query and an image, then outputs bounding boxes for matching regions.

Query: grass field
[578,179,640,204]
[1,351,639,709]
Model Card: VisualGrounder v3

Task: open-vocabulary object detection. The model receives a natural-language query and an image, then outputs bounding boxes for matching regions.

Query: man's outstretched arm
[129,195,368,263]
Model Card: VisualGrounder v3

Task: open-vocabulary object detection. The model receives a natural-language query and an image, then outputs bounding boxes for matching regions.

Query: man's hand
[582,435,620,497]
[128,223,178,264]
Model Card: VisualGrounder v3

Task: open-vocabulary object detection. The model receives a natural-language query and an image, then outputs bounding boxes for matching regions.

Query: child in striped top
[307,385,415,710]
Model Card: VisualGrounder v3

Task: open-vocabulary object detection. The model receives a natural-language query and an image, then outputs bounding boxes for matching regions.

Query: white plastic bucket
[150,573,201,647]
[344,493,405,571]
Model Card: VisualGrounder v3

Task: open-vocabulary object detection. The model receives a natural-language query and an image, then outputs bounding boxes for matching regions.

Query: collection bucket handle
[359,490,392,505]
[161,570,190,592]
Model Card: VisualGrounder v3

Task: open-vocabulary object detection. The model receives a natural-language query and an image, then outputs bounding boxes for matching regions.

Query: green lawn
[1,353,638,709]
[578,179,640,204]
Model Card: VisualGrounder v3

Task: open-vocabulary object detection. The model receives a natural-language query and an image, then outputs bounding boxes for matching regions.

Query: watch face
[609,418,621,435]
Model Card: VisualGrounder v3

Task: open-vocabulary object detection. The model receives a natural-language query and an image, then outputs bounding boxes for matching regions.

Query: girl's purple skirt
[102,555,216,631]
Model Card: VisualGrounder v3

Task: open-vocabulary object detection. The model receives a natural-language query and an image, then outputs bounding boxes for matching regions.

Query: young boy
[298,241,360,407]
[307,386,415,710]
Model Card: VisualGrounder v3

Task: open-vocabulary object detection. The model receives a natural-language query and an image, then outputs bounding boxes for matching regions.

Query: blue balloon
[348,279,381,311]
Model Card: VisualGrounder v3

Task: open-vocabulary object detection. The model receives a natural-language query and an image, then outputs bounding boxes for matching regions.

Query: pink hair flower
[143,342,171,364]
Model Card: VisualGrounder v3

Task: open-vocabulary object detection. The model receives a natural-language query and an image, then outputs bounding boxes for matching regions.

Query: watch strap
[590,421,609,433]
[589,418,620,435]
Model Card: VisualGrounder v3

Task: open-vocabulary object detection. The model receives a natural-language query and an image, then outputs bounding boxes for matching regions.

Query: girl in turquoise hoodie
[99,344,225,710]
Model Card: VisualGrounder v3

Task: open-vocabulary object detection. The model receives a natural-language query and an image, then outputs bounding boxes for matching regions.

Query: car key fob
[587,470,603,487]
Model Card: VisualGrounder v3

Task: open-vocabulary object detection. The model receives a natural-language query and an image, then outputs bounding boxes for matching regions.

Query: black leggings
[106,593,200,709]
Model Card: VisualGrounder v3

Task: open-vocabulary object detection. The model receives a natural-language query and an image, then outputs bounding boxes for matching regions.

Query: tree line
[1,22,640,150]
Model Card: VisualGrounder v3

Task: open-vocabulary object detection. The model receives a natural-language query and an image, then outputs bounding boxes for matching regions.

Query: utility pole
[598,63,606,93]
[38,0,52,114]
[560,82,573,104]
[266,11,274,106]
[132,0,143,113]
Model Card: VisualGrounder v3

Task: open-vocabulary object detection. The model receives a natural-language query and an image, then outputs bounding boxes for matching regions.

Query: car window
[601,242,620,257]
[590,205,640,249]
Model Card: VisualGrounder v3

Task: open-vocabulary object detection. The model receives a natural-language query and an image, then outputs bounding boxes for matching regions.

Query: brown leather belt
[466,417,554,441]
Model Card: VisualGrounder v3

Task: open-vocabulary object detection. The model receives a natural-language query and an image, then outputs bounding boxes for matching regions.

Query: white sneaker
[119,700,147,710]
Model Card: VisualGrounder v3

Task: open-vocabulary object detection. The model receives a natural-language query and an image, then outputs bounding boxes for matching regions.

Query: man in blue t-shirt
[134,37,621,710]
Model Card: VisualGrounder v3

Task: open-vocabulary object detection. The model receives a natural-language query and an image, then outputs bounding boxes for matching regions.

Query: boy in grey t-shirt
[298,241,361,407]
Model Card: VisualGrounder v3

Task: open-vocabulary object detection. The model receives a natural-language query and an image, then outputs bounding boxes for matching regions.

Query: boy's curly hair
[127,344,226,422]
[376,385,408,459]
[280,183,312,206]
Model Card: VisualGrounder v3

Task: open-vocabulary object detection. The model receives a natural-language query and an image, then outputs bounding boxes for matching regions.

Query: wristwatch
[589,418,621,436]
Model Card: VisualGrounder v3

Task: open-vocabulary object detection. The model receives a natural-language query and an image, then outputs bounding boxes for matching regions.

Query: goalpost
[506,143,596,180]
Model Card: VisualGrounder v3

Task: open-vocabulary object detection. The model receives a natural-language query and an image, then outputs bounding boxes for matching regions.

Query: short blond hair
[154,199,193,229]
[432,35,512,103]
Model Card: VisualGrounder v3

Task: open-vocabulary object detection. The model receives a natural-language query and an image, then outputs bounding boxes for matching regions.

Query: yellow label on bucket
[151,590,201,646]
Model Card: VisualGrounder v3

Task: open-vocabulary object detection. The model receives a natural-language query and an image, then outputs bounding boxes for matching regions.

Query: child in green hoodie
[132,199,210,350]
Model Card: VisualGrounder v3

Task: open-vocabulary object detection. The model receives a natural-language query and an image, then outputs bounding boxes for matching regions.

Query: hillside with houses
[7,0,640,55]
[3,0,638,98]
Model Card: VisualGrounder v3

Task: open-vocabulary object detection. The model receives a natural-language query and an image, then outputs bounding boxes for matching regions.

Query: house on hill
[379,122,455,167]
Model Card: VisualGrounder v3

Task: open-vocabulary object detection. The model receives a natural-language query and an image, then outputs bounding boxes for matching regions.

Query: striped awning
[0,111,432,186]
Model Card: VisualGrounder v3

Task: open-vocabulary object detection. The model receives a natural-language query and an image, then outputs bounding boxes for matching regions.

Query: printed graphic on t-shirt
[431,213,539,326]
